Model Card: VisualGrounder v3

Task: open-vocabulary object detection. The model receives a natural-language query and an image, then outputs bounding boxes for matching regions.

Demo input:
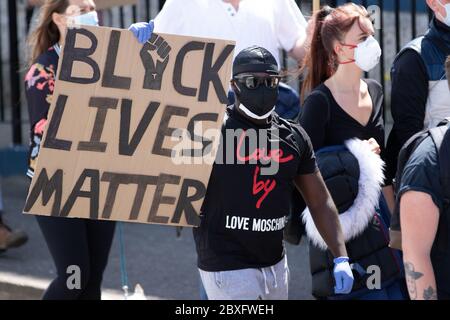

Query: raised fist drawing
[140,33,171,90]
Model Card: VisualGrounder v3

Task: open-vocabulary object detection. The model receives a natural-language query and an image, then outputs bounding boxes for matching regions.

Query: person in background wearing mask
[128,0,309,121]
[299,4,406,300]
[189,46,353,300]
[386,0,450,188]
[25,0,115,300]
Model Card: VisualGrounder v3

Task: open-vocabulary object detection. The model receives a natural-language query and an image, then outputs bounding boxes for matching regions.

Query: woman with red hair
[25,0,115,300]
[298,3,407,300]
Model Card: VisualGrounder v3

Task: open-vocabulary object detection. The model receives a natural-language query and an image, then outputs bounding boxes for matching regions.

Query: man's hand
[333,257,354,294]
[129,20,154,44]
[365,138,381,155]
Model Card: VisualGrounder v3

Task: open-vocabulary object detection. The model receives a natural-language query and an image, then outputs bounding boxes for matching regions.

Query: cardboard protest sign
[95,0,138,10]
[23,25,235,227]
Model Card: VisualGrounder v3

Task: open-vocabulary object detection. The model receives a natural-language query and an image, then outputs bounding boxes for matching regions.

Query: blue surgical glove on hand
[333,256,354,295]
[128,20,154,44]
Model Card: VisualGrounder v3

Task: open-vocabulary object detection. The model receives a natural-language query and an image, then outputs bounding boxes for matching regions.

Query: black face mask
[234,82,278,118]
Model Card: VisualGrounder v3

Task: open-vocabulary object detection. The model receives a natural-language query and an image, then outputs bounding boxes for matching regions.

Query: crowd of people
[3,0,449,300]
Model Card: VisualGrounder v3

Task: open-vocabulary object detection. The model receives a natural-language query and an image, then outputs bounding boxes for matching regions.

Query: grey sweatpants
[199,255,289,300]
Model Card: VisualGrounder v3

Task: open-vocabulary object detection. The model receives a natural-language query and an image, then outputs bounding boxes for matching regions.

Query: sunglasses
[234,74,281,90]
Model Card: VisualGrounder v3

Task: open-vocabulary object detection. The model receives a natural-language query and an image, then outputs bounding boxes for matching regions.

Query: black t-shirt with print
[399,135,443,211]
[193,106,317,272]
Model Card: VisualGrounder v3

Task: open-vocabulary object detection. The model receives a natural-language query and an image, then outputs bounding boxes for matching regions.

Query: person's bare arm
[294,171,347,258]
[288,38,307,65]
[401,191,440,300]
[288,19,313,64]
[27,0,44,6]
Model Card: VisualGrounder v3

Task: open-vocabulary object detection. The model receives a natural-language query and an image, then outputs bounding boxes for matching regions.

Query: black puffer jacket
[303,140,403,299]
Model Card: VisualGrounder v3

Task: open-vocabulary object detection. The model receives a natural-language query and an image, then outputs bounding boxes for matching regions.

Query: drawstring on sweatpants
[262,269,269,295]
[261,266,278,295]
[271,266,278,289]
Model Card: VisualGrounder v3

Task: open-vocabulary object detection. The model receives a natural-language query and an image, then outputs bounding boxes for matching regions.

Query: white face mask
[437,0,450,27]
[238,104,275,120]
[70,11,99,27]
[353,36,382,72]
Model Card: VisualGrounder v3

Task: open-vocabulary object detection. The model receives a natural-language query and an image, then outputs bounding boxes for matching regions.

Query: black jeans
[36,215,116,300]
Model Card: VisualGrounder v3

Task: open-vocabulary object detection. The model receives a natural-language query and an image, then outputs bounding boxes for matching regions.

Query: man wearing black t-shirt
[194,46,353,300]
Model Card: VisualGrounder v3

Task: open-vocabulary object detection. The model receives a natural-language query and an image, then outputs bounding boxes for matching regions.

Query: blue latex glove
[333,256,354,295]
[128,20,154,44]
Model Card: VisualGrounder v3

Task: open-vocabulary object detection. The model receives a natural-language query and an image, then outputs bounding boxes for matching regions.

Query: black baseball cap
[232,46,279,77]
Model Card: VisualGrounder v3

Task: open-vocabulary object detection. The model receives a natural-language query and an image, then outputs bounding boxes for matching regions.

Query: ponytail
[300,3,371,103]
[300,6,335,103]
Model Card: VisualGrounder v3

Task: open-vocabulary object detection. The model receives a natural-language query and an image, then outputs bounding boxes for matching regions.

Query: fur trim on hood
[302,138,385,250]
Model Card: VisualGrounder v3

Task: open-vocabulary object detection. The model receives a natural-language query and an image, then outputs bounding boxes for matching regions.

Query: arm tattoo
[404,262,424,300]
[423,286,438,300]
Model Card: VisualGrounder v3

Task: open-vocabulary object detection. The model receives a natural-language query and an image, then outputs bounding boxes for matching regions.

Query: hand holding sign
[140,33,171,90]
[24,25,235,227]
[128,20,154,44]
